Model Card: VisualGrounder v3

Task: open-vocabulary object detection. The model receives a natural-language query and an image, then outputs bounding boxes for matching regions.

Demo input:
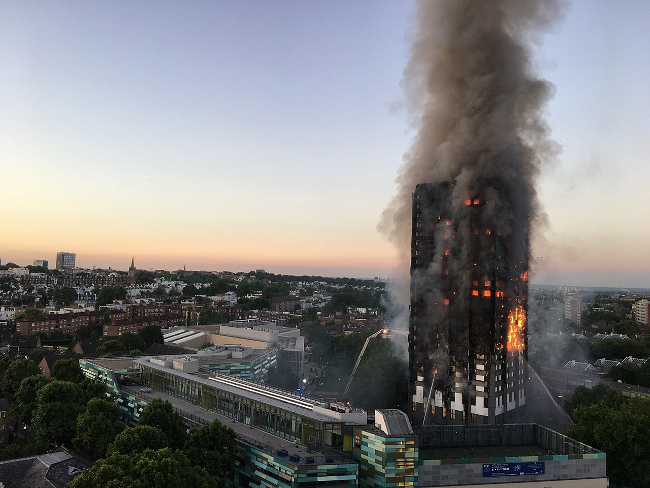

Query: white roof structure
[564,360,596,372]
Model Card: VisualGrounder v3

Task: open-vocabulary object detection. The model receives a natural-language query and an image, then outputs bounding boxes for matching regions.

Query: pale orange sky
[2,1,650,287]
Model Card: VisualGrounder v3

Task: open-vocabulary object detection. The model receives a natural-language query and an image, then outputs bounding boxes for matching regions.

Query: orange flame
[507,306,526,352]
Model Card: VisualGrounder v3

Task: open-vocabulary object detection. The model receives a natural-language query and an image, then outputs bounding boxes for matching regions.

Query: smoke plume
[380,0,564,267]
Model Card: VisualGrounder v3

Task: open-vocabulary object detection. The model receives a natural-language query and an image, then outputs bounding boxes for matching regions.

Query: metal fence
[414,423,602,456]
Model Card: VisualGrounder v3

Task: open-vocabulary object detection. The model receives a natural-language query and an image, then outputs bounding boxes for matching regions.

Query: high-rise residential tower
[409,182,528,426]
[56,252,76,270]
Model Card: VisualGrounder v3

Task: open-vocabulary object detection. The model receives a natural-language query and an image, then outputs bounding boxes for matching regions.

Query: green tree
[564,384,624,419]
[20,308,45,319]
[183,419,237,478]
[182,284,199,297]
[612,319,640,336]
[27,347,51,364]
[135,270,157,284]
[0,356,11,382]
[152,285,167,296]
[52,287,78,307]
[568,398,650,487]
[1,358,42,399]
[96,286,128,307]
[138,324,164,347]
[67,448,216,488]
[51,358,84,383]
[107,425,169,456]
[80,378,109,403]
[198,309,232,325]
[32,380,86,446]
[139,398,187,449]
[11,375,49,424]
[118,332,145,352]
[72,321,104,341]
[73,398,125,459]
[96,340,123,354]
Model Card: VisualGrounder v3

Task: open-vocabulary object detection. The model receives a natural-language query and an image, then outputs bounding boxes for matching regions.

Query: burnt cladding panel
[409,182,452,425]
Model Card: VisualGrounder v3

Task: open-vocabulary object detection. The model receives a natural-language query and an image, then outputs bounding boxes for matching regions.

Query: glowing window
[483,290,491,297]
[472,290,479,296]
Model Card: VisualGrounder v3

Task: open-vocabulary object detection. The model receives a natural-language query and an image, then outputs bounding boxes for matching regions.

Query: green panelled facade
[80,359,148,423]
[231,444,358,488]
[141,364,344,451]
[80,358,363,488]
[352,428,418,488]
[200,350,277,382]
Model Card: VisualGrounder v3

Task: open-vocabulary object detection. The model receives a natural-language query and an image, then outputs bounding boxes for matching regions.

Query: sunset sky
[1,1,649,287]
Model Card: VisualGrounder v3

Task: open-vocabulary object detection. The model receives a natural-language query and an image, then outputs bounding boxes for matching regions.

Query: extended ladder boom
[343,329,385,398]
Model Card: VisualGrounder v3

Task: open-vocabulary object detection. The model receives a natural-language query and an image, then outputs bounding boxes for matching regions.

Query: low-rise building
[103,315,184,337]
[79,357,608,488]
[17,310,126,336]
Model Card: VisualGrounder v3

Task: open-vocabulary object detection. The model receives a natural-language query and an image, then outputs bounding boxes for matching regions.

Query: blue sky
[1,1,649,287]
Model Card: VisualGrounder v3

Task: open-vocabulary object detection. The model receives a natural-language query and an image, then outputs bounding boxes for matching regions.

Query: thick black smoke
[380,0,564,268]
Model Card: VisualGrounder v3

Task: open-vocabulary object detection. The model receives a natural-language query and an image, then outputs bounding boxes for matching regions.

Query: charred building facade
[409,182,529,426]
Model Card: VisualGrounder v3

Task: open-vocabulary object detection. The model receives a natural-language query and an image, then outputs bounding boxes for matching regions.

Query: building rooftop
[82,357,139,373]
[121,386,353,466]
[0,448,91,488]
[375,409,415,437]
[133,356,361,423]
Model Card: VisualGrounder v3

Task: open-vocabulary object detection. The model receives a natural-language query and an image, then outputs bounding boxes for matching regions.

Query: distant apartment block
[21,273,134,287]
[17,310,126,336]
[270,295,300,312]
[635,299,650,327]
[103,315,183,337]
[56,252,76,270]
[565,295,582,326]
[33,259,48,268]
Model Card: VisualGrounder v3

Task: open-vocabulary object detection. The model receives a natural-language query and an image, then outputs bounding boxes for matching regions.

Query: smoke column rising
[380,1,566,334]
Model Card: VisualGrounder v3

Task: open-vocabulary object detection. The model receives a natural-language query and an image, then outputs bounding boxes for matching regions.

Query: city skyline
[2,1,650,287]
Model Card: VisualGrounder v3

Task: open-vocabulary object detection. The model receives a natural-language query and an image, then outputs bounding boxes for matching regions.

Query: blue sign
[483,462,545,477]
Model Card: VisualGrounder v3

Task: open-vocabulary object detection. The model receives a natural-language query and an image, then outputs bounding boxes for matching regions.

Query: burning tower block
[409,182,529,425]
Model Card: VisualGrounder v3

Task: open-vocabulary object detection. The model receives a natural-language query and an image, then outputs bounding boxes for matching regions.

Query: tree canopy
[107,426,169,457]
[96,286,127,307]
[32,380,86,446]
[51,358,85,383]
[67,448,217,488]
[139,398,187,449]
[11,375,49,425]
[52,287,78,307]
[1,358,42,399]
[568,397,650,487]
[183,419,237,478]
[73,398,125,459]
[138,324,164,347]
